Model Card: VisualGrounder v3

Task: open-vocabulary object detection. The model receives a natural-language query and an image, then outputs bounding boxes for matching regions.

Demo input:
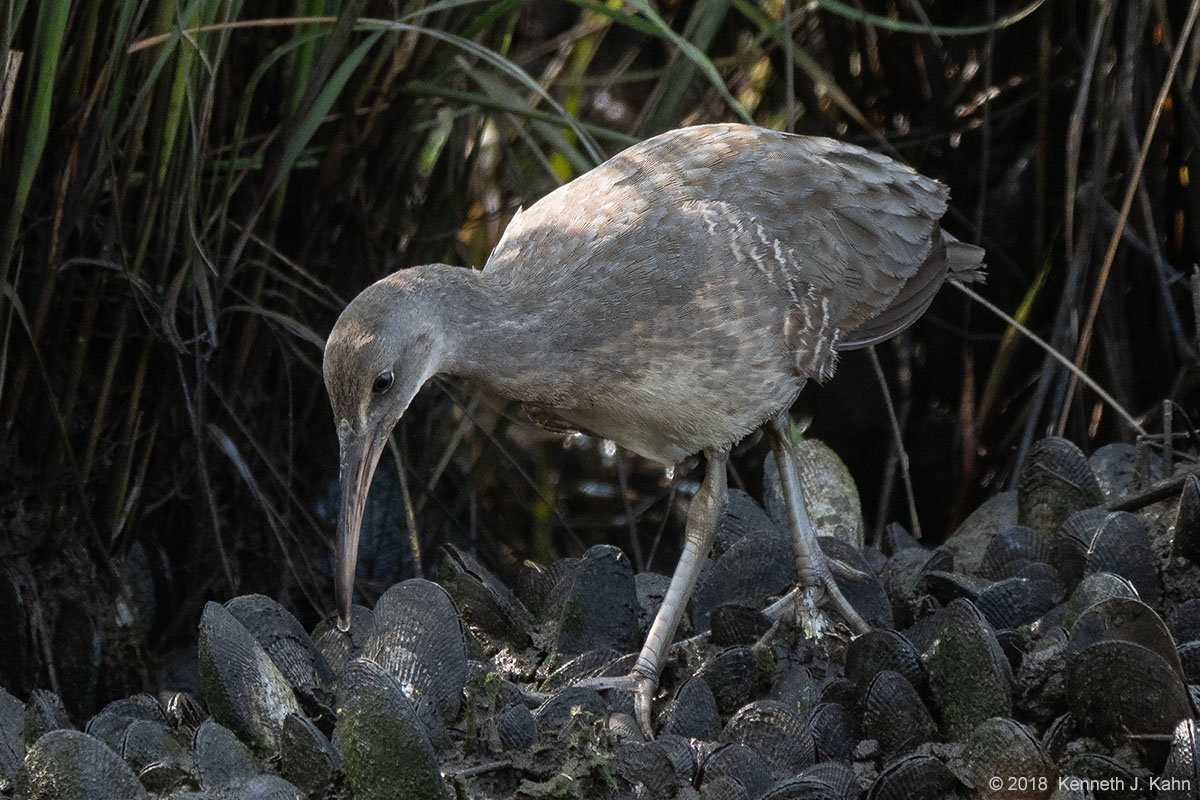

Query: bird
[322,123,985,738]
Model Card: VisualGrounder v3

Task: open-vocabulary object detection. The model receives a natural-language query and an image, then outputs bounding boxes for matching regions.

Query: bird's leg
[580,449,727,739]
[632,448,726,735]
[764,415,870,637]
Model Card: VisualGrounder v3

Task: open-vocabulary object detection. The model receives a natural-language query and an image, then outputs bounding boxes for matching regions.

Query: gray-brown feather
[471,124,981,462]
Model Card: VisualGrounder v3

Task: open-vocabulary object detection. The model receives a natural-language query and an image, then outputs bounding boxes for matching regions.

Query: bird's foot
[576,670,658,740]
[763,563,871,637]
[763,586,828,638]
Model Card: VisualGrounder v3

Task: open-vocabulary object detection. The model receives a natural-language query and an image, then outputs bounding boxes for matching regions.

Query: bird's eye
[372,370,394,394]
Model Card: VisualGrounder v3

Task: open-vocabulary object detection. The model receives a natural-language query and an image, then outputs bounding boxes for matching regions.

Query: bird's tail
[944,233,986,283]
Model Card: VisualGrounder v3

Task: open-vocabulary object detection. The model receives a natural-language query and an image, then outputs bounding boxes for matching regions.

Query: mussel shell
[901,610,943,654]
[763,440,864,549]
[973,576,1060,631]
[636,572,678,640]
[279,712,339,796]
[699,774,751,800]
[1179,641,1200,683]
[1067,640,1192,742]
[865,753,957,800]
[0,688,22,783]
[718,489,781,553]
[710,604,773,647]
[808,702,856,764]
[1066,597,1185,681]
[605,711,642,742]
[552,545,639,660]
[85,694,167,753]
[237,774,305,799]
[881,546,954,627]
[980,526,1053,580]
[822,537,892,628]
[165,691,205,735]
[225,594,335,711]
[799,762,862,800]
[693,531,792,632]
[656,733,700,781]
[193,720,257,791]
[496,702,537,751]
[698,741,774,800]
[1017,438,1103,536]
[1084,512,1161,606]
[769,663,816,717]
[879,522,919,556]
[720,700,815,779]
[697,646,775,714]
[860,546,888,575]
[612,740,677,798]
[1061,572,1140,630]
[24,689,73,746]
[516,557,579,620]
[197,602,301,753]
[360,578,467,725]
[1165,598,1200,644]
[118,718,188,790]
[1040,712,1075,761]
[1159,719,1200,800]
[333,659,447,800]
[860,670,935,758]
[663,675,721,741]
[15,729,148,800]
[437,544,533,647]
[965,718,1053,799]
[919,570,992,605]
[943,491,1018,576]
[311,605,373,679]
[815,676,857,710]
[1171,473,1200,565]
[1058,752,1147,800]
[1089,442,1160,500]
[922,599,1013,739]
[759,774,847,800]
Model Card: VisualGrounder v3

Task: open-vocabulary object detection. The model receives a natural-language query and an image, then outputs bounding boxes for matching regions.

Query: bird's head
[322,270,448,631]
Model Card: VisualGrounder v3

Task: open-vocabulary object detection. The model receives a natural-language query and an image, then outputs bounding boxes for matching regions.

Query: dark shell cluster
[3,437,1200,799]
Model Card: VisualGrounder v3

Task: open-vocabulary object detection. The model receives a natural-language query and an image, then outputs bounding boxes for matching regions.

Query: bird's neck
[430,266,574,405]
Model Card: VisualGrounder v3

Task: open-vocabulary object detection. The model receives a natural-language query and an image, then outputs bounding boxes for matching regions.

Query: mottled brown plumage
[323,123,984,738]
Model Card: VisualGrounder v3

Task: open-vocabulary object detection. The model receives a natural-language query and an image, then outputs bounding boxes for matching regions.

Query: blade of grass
[404,80,636,145]
[815,0,1047,36]
[951,280,1147,436]
[729,0,874,135]
[642,0,730,134]
[0,0,69,290]
[157,0,209,187]
[623,0,752,124]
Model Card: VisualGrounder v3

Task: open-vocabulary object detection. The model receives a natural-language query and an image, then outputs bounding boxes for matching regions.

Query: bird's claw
[827,556,872,582]
[575,671,659,740]
[632,673,657,740]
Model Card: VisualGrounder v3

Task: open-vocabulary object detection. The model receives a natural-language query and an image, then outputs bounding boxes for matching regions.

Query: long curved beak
[335,422,388,632]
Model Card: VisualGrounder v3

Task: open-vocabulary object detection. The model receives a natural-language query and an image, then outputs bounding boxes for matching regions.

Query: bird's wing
[484,124,979,371]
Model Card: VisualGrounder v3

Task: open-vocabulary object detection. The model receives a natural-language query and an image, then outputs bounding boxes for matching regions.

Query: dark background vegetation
[0,0,1196,718]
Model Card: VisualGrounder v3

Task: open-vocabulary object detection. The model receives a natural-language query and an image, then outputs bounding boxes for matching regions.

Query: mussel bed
[3,437,1200,800]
